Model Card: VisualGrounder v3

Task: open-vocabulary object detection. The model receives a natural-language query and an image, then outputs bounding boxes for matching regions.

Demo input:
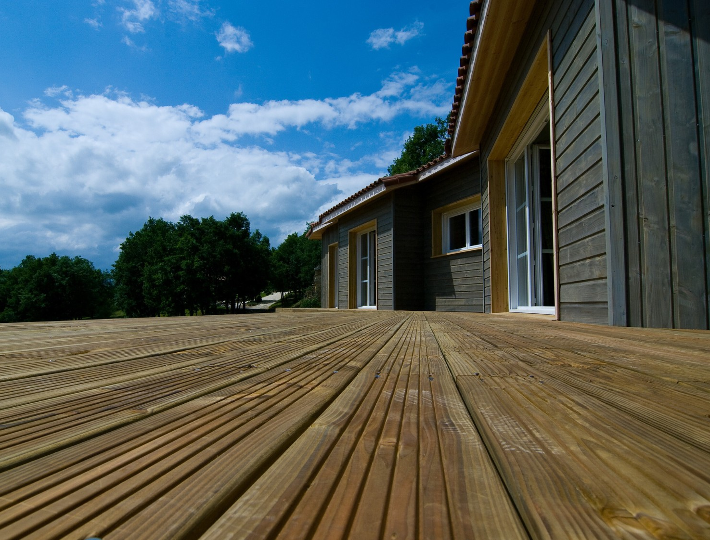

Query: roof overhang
[307,152,479,240]
[452,0,537,157]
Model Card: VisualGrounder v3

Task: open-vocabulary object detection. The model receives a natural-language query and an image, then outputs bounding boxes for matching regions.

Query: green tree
[271,229,320,298]
[114,213,271,316]
[387,116,448,176]
[0,254,113,322]
[113,218,181,317]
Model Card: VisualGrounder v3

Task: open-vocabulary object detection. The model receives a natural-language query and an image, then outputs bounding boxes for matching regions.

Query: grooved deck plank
[0,311,707,539]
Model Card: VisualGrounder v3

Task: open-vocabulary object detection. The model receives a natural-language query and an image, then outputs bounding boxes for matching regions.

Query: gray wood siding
[480,0,608,324]
[336,194,394,310]
[319,225,339,308]
[554,4,608,324]
[611,0,709,329]
[422,160,484,312]
[393,190,424,310]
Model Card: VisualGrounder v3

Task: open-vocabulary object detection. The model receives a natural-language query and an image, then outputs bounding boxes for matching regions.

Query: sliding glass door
[357,229,376,308]
[507,133,554,313]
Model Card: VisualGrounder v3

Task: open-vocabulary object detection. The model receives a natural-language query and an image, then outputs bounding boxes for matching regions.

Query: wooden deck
[0,312,708,540]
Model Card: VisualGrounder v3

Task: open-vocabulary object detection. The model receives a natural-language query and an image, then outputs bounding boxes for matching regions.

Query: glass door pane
[535,146,554,307]
[357,230,376,308]
[513,154,529,307]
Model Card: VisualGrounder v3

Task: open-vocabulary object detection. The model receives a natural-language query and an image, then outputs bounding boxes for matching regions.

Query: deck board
[0,312,708,539]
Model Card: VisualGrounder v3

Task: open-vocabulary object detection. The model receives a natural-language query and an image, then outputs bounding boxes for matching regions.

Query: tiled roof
[313,154,449,224]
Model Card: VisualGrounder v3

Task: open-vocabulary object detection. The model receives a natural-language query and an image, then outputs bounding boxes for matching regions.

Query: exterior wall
[393,189,424,310]
[421,160,484,312]
[481,0,609,324]
[605,0,709,329]
[336,194,394,310]
[320,225,339,308]
[553,2,608,324]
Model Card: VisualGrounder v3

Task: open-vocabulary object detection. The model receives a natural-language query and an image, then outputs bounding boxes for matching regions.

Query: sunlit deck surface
[0,312,709,539]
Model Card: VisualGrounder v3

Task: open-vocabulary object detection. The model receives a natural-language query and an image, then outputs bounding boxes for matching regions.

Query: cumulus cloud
[120,0,158,33]
[168,0,214,22]
[193,69,449,140]
[367,21,424,50]
[0,71,449,269]
[216,22,253,53]
[44,85,73,98]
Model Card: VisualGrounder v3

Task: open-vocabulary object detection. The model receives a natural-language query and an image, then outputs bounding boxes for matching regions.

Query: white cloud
[121,35,147,51]
[168,0,213,22]
[0,71,449,268]
[192,69,449,141]
[367,21,424,50]
[84,18,102,29]
[120,0,158,33]
[216,22,253,54]
[44,85,73,98]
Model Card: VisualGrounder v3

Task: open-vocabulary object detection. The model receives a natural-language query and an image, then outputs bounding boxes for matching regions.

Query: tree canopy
[271,229,321,298]
[387,116,448,176]
[0,254,113,322]
[113,213,271,317]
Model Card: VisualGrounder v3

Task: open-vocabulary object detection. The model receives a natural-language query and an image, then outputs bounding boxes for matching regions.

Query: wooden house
[308,152,483,311]
[311,0,709,330]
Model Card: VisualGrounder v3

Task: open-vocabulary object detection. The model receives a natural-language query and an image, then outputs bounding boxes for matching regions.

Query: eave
[451,0,537,157]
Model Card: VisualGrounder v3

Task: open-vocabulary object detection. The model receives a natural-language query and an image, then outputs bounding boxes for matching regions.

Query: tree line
[0,213,320,322]
[1,116,445,323]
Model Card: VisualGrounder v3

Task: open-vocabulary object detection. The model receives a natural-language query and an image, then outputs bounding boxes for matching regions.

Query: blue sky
[0,0,469,270]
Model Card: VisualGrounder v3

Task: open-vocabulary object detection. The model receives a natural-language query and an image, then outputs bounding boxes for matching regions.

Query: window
[443,204,482,253]
[431,196,482,257]
[505,98,554,314]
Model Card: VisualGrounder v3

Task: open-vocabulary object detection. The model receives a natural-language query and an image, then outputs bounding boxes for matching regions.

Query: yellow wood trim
[488,160,509,313]
[489,38,549,161]
[347,220,377,309]
[431,195,482,257]
[348,219,377,235]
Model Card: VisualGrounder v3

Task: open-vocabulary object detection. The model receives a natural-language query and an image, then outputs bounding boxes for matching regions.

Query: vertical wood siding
[336,195,394,310]
[421,161,484,312]
[614,0,709,329]
[481,0,608,324]
[393,190,425,310]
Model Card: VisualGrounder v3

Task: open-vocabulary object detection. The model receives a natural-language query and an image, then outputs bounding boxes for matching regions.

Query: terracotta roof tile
[449,0,485,139]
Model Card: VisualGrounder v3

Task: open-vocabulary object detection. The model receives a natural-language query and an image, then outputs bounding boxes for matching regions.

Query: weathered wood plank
[658,0,707,329]
[629,0,673,328]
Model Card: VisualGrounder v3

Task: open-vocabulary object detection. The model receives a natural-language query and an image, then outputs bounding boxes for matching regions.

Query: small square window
[442,203,482,254]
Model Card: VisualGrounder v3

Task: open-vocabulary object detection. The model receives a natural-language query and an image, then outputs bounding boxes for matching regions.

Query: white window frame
[442,203,483,254]
[505,96,555,315]
[356,228,377,309]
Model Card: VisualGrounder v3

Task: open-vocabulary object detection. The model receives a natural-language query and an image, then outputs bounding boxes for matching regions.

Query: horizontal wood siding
[320,226,339,308]
[613,0,709,329]
[553,2,608,324]
[337,194,394,310]
[422,160,483,312]
[393,190,425,310]
[482,161,491,312]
